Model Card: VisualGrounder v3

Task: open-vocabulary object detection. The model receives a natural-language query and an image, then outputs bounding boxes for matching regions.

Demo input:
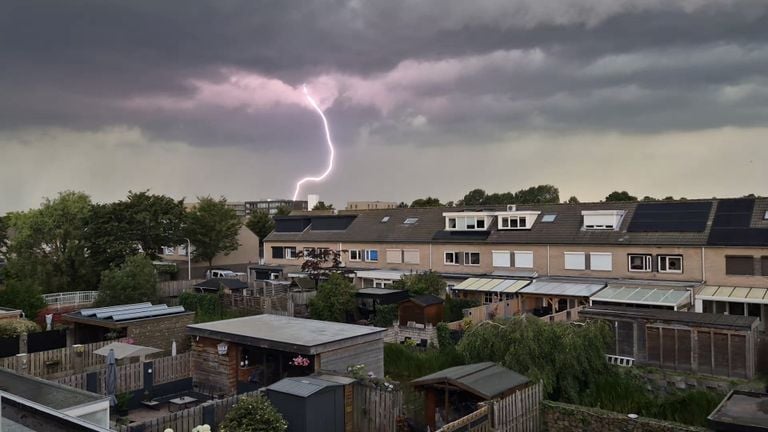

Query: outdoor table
[168,396,198,412]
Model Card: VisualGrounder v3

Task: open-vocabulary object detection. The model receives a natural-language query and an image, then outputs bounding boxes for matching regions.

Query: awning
[697,286,768,304]
[93,342,161,360]
[354,270,408,281]
[451,278,530,294]
[520,280,605,297]
[591,284,690,309]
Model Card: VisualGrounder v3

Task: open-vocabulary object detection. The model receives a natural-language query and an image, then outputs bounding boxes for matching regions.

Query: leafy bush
[308,273,356,322]
[0,279,47,319]
[179,292,242,323]
[384,343,463,382]
[94,255,159,307]
[0,318,40,337]
[371,304,398,327]
[220,395,287,432]
[391,271,446,296]
[443,297,479,322]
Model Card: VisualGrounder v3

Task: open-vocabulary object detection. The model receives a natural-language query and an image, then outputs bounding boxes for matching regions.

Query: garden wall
[542,401,708,432]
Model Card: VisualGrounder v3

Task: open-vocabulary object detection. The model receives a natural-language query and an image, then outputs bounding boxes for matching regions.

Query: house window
[178,244,188,257]
[762,257,768,276]
[628,254,652,272]
[448,218,457,229]
[404,217,419,224]
[658,255,683,273]
[476,218,485,229]
[403,249,420,264]
[499,216,529,230]
[484,292,495,304]
[284,247,297,260]
[589,252,612,271]
[386,249,403,264]
[444,251,460,265]
[564,252,586,270]
[446,216,488,231]
[582,210,625,231]
[725,256,754,276]
[364,249,379,262]
[492,251,511,268]
[303,247,315,256]
[349,249,362,262]
[271,247,285,259]
[541,214,557,223]
[513,251,534,269]
[162,246,176,255]
[463,252,480,266]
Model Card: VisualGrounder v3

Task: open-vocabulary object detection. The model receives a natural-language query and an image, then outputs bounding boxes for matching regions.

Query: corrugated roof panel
[452,278,529,293]
[715,286,735,297]
[730,287,751,299]
[522,281,605,297]
[746,288,768,300]
[698,286,768,304]
[593,285,690,307]
[698,286,718,297]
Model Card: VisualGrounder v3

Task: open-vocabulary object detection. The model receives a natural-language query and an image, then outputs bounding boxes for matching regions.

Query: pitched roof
[412,362,530,400]
[194,278,249,290]
[404,294,444,307]
[266,198,768,247]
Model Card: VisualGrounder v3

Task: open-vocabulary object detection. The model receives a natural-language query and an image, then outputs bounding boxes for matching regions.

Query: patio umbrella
[106,348,117,407]
[171,340,177,357]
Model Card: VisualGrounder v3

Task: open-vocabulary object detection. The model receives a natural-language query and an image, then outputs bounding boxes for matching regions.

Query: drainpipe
[547,245,551,276]
[700,247,706,282]
[429,244,433,270]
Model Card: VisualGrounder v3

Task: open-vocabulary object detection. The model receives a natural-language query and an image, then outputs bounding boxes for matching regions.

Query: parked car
[206,269,246,279]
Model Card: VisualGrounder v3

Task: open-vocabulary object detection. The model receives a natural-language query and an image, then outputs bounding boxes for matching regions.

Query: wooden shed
[581,305,760,379]
[187,315,386,396]
[398,295,444,327]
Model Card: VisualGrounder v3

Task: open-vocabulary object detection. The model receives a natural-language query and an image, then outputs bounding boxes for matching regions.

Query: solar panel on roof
[627,202,712,232]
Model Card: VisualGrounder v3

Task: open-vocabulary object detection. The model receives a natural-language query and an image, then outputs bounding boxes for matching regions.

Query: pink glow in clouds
[292,84,335,201]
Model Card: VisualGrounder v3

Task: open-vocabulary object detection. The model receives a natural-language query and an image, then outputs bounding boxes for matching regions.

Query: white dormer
[443,211,493,231]
[496,211,541,230]
[582,210,625,230]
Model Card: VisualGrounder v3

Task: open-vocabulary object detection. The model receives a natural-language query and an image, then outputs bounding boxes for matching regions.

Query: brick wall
[384,324,438,347]
[191,336,237,396]
[126,312,194,352]
[542,401,708,432]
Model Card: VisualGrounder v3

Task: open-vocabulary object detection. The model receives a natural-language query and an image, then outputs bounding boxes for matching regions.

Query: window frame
[657,255,683,274]
[463,252,481,266]
[492,250,511,268]
[348,249,362,262]
[444,251,460,265]
[284,247,297,260]
[725,255,755,276]
[564,252,586,270]
[513,251,534,269]
[498,215,530,230]
[589,252,613,272]
[628,254,652,272]
[364,249,379,262]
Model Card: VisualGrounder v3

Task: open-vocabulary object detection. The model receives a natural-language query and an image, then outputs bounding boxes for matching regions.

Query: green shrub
[0,319,40,338]
[444,297,479,322]
[371,304,398,327]
[384,343,463,382]
[220,395,287,432]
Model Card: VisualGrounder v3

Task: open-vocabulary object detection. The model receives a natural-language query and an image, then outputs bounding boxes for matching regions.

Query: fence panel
[437,405,491,432]
[0,336,19,358]
[491,382,543,432]
[352,382,402,432]
[154,352,191,385]
[27,329,67,354]
[158,280,205,298]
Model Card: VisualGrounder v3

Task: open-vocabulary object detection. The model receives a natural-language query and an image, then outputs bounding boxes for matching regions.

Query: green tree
[391,271,446,296]
[0,215,8,259]
[641,196,657,201]
[274,206,292,216]
[245,211,274,250]
[462,189,487,206]
[0,279,47,319]
[444,297,479,322]
[121,191,186,259]
[184,197,241,268]
[513,184,560,204]
[566,196,580,204]
[410,197,442,207]
[299,248,351,288]
[397,202,409,208]
[458,317,613,403]
[94,255,159,307]
[371,304,398,327]
[220,395,287,432]
[312,201,334,210]
[604,191,638,202]
[6,191,96,293]
[308,273,356,322]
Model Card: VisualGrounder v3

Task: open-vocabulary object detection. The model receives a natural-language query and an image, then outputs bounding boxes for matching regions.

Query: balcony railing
[42,291,99,310]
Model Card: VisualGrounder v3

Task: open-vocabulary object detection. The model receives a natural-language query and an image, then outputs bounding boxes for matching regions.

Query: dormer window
[582,210,625,231]
[496,211,540,230]
[443,212,491,231]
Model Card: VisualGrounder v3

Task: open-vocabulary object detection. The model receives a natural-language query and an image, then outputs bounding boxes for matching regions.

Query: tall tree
[641,196,657,201]
[6,191,95,293]
[410,197,442,207]
[566,196,580,204]
[462,189,487,206]
[0,215,8,259]
[245,211,274,250]
[513,184,560,204]
[391,271,446,296]
[308,273,357,322]
[0,279,47,319]
[397,202,409,208]
[298,248,351,288]
[605,191,638,202]
[184,197,241,268]
[121,191,186,259]
[94,255,159,307]
[312,201,334,210]
[274,206,292,216]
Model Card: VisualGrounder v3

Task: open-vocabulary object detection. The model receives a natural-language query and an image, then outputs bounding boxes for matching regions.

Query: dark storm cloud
[1,0,768,148]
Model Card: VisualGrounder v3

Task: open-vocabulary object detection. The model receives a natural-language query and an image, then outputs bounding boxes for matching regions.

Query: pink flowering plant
[289,355,310,367]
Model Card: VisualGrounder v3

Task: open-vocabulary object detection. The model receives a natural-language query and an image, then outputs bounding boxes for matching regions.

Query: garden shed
[581,305,759,378]
[266,376,349,432]
[398,295,444,326]
[412,362,531,430]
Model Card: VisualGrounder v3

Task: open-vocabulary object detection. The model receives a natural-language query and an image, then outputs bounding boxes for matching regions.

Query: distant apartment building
[245,199,308,216]
[346,201,398,211]
[264,198,768,329]
[162,225,260,278]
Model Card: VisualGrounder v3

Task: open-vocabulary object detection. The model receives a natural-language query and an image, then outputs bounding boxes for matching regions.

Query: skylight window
[381,216,390,223]
[541,214,557,223]
[764,210,768,220]
[404,217,418,224]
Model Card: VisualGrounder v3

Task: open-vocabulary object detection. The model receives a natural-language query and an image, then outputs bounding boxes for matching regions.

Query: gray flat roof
[187,314,386,355]
[0,368,107,411]
[709,390,768,431]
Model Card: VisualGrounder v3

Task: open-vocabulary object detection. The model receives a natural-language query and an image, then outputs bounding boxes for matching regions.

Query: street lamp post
[185,238,192,280]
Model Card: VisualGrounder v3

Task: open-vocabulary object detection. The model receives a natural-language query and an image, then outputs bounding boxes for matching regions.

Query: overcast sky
[2,0,768,213]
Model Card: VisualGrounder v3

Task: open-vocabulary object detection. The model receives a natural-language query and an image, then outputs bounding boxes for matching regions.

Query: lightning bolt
[292,84,335,201]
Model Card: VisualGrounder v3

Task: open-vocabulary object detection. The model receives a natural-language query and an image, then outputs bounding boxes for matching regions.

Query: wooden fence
[352,382,403,432]
[490,382,543,432]
[462,300,521,325]
[55,352,191,395]
[0,340,121,377]
[115,390,259,432]
[438,405,491,432]
[538,307,583,323]
[158,279,205,298]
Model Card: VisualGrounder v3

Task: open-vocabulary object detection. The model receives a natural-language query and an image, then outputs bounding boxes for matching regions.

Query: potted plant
[115,392,132,417]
